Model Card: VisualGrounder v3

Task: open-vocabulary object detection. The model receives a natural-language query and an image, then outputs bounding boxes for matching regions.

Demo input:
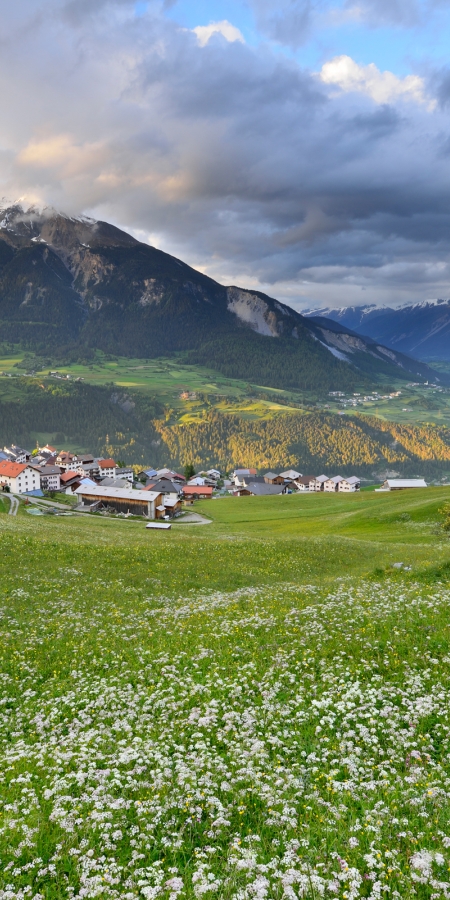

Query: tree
[184,463,195,480]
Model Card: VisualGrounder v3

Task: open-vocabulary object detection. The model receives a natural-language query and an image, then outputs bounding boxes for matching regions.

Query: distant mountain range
[303,300,450,362]
[0,201,446,390]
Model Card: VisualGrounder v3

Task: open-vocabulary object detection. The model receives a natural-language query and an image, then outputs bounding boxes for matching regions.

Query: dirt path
[175,513,213,525]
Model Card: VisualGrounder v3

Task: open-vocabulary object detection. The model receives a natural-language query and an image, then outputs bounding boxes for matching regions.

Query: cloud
[247,0,316,49]
[343,0,421,27]
[193,20,245,47]
[0,0,448,309]
[319,55,431,106]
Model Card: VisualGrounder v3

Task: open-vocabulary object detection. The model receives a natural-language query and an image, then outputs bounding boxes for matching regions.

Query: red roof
[0,460,28,478]
[60,470,79,483]
[98,458,117,468]
[182,485,213,495]
[142,482,155,491]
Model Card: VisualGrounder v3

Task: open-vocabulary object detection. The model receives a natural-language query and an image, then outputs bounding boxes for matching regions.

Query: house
[3,445,31,464]
[0,461,41,494]
[35,465,61,492]
[263,472,284,484]
[137,468,158,481]
[324,476,344,492]
[207,469,221,480]
[75,484,162,517]
[279,469,302,481]
[97,458,117,479]
[338,476,360,492]
[143,479,181,504]
[232,468,257,486]
[242,475,266,487]
[183,485,214,501]
[38,443,57,455]
[56,451,79,471]
[234,483,284,497]
[156,468,186,485]
[294,476,316,492]
[114,467,134,483]
[187,476,207,486]
[60,470,82,492]
[380,479,428,491]
[313,475,329,491]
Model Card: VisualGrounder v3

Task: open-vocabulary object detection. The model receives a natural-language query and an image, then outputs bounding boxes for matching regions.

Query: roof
[36,465,60,475]
[326,475,343,484]
[263,472,279,479]
[0,460,28,477]
[279,469,302,479]
[315,474,328,482]
[75,485,161,502]
[182,485,213,495]
[98,458,117,468]
[385,479,427,488]
[60,470,80,483]
[344,476,360,485]
[164,497,181,507]
[241,483,284,496]
[148,479,180,494]
[295,475,316,484]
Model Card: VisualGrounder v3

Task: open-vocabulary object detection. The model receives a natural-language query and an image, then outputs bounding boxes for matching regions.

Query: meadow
[1,489,450,897]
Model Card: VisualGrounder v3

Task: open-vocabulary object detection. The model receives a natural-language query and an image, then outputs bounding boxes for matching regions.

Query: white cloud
[319,55,433,106]
[193,20,245,47]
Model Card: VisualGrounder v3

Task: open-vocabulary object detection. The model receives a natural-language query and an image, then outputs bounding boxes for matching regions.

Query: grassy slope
[1,491,450,896]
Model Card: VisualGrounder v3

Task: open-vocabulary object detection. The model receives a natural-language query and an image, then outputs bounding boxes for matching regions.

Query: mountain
[303,300,450,362]
[0,201,446,390]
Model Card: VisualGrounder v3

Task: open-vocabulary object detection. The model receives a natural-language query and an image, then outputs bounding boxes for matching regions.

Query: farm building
[380,479,428,491]
[183,485,213,501]
[75,485,162,517]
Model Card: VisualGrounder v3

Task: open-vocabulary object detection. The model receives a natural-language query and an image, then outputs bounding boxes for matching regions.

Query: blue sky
[2,0,450,309]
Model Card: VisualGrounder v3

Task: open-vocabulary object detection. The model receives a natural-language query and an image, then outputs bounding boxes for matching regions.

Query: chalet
[234,483,284,497]
[183,485,213,501]
[294,476,316,492]
[279,469,302,481]
[338,476,360,492]
[156,468,186,485]
[324,476,344,492]
[263,472,283,484]
[0,461,41,494]
[56,452,79,471]
[380,479,428,491]
[38,444,57,456]
[35,465,61,491]
[314,475,329,492]
[75,484,162,517]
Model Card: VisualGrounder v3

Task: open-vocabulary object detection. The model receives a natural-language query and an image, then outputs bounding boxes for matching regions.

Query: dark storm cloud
[0,0,449,307]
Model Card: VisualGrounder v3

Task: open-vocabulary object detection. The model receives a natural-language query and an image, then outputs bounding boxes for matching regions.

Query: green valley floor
[1,489,450,897]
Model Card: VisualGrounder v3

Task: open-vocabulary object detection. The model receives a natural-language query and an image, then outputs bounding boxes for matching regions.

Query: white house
[35,465,61,491]
[0,461,41,494]
[338,476,361,492]
[324,476,344,492]
[97,458,117,479]
[294,476,316,492]
[314,475,328,491]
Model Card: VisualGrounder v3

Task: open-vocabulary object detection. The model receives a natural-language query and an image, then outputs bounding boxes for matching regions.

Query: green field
[1,489,450,896]
[3,351,450,426]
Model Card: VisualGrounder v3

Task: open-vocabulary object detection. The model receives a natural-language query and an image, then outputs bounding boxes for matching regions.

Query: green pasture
[1,486,450,896]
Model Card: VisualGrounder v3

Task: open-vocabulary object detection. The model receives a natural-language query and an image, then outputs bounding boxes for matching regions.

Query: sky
[2,1,450,310]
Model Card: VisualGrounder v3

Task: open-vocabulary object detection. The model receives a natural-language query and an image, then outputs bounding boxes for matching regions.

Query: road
[8,494,19,516]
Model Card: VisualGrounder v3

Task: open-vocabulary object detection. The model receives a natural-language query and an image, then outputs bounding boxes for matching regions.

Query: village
[0,442,429,519]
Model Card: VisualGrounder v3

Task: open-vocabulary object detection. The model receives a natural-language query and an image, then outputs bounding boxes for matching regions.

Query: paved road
[8,494,19,516]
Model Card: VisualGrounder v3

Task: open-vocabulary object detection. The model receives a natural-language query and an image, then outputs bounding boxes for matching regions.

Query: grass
[1,489,450,896]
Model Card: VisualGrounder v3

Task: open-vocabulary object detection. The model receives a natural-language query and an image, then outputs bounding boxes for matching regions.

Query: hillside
[0,201,444,390]
[2,376,450,477]
[303,299,450,361]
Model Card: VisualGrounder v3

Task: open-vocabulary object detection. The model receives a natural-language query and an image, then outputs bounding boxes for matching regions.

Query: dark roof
[242,475,265,485]
[241,483,284,496]
[295,475,315,484]
[147,479,180,494]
